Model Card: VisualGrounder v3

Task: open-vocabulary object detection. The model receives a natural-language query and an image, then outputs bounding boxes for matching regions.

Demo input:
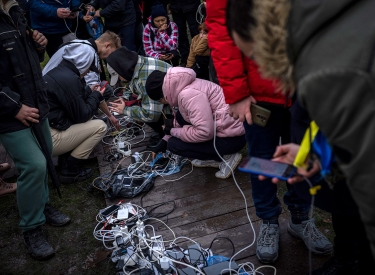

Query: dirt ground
[0,158,120,275]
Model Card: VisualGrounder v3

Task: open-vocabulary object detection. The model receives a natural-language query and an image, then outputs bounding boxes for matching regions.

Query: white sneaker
[215,153,242,179]
[192,159,221,168]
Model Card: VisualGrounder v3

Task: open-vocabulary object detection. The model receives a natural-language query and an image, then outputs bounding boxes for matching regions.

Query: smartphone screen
[238,156,296,180]
[100,204,120,218]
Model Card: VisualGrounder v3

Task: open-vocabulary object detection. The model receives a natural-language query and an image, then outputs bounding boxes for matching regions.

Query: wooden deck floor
[95,123,332,275]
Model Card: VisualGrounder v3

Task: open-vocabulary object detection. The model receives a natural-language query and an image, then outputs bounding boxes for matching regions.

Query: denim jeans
[244,103,310,221]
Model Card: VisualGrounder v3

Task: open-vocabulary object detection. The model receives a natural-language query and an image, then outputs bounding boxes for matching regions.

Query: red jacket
[205,0,290,106]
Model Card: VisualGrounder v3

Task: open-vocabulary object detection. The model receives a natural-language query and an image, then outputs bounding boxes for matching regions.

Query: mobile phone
[238,156,297,181]
[100,80,108,89]
[164,53,172,57]
[250,103,271,127]
[100,204,120,218]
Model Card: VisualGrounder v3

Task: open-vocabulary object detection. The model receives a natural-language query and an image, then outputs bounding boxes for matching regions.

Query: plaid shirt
[124,56,172,122]
[143,17,179,59]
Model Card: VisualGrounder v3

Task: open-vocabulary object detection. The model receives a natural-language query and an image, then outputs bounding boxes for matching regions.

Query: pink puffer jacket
[163,67,245,143]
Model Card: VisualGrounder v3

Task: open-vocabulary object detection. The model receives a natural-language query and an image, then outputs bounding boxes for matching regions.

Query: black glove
[163,127,172,136]
[150,139,168,153]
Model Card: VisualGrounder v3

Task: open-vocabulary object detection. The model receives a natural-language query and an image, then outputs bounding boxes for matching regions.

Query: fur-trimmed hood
[0,0,18,14]
[251,0,359,94]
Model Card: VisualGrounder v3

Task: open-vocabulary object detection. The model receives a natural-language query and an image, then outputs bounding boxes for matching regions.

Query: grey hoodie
[42,39,100,85]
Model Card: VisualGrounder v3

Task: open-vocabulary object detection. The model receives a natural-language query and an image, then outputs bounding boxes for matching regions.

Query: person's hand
[158,23,168,33]
[94,10,101,17]
[258,143,321,184]
[229,96,257,124]
[67,12,78,19]
[83,14,94,22]
[108,114,120,131]
[109,98,126,115]
[163,127,171,135]
[32,30,47,48]
[57,8,71,18]
[15,104,39,126]
[159,54,167,60]
[92,84,105,95]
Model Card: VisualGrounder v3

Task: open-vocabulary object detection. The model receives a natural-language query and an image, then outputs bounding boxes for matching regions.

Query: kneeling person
[44,48,108,183]
[145,68,246,179]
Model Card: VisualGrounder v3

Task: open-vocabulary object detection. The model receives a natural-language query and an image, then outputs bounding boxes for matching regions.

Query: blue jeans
[244,104,310,221]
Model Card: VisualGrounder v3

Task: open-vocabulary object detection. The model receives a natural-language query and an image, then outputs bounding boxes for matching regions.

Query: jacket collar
[251,0,359,94]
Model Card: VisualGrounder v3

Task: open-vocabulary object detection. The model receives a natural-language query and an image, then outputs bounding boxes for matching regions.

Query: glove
[150,139,168,153]
[164,127,172,136]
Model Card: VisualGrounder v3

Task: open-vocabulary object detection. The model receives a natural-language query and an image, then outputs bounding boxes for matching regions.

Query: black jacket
[44,60,103,131]
[0,2,49,134]
[168,0,200,13]
[91,0,136,29]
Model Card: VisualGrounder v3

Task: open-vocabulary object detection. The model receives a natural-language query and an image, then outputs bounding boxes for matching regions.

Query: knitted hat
[151,1,167,20]
[106,47,138,85]
[145,70,167,101]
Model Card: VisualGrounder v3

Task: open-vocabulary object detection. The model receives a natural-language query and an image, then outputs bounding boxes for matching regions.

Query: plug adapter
[159,257,169,270]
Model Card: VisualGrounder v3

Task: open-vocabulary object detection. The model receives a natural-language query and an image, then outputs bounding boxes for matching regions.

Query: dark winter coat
[44,60,103,131]
[90,0,136,29]
[0,0,49,134]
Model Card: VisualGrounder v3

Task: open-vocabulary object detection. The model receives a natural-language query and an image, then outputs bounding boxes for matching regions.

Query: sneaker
[310,256,359,275]
[23,227,55,260]
[256,223,280,263]
[192,159,220,168]
[288,218,333,255]
[44,204,71,227]
[215,153,242,179]
[59,165,93,184]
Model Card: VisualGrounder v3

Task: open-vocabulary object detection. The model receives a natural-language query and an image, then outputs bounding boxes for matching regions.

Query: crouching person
[145,67,246,179]
[44,49,107,183]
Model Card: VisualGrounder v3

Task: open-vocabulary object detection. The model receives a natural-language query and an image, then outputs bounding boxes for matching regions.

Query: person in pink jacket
[145,67,246,179]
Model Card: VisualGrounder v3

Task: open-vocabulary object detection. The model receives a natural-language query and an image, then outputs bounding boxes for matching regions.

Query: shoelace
[258,225,277,247]
[303,221,325,241]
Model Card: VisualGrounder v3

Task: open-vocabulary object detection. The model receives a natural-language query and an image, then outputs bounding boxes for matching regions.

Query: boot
[23,227,55,260]
[44,204,71,227]
[0,178,17,196]
[59,156,92,184]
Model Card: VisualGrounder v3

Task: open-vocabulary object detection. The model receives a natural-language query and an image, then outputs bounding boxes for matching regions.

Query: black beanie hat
[106,47,138,82]
[145,70,167,101]
[151,1,167,20]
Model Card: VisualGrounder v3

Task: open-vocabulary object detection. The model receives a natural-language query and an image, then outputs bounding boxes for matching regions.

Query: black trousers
[289,98,374,270]
[44,32,69,58]
[171,9,199,65]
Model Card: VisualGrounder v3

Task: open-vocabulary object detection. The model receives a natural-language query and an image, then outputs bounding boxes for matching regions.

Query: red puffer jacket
[205,0,290,106]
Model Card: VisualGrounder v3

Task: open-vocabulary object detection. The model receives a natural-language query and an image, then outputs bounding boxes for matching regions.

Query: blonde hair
[97,31,122,49]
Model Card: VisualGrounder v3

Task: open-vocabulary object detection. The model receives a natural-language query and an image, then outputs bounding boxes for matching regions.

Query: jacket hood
[251,0,357,94]
[147,15,171,31]
[0,0,18,14]
[163,67,196,107]
[62,41,99,75]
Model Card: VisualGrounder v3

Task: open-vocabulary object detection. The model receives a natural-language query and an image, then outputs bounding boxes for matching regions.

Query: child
[145,68,246,179]
[186,22,210,79]
[143,1,180,66]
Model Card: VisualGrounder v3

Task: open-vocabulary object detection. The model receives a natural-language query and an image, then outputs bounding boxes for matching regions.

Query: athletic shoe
[215,153,242,179]
[191,159,221,168]
[256,223,280,263]
[288,218,333,255]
